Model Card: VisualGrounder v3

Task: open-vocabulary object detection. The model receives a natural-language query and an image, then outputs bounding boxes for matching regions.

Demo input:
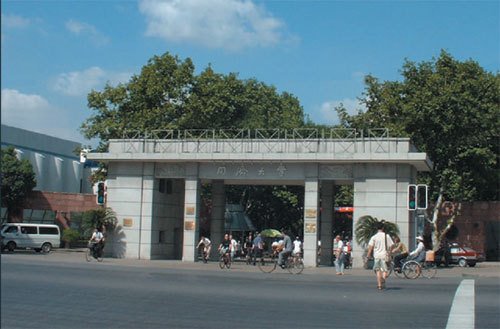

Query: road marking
[446,279,475,329]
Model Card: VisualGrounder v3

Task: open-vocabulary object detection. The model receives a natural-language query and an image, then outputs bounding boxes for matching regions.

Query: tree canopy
[81,52,305,151]
[337,50,499,202]
[1,147,37,221]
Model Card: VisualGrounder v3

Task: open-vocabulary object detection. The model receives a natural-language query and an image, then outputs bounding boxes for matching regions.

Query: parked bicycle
[258,252,304,274]
[86,242,103,262]
[219,251,231,269]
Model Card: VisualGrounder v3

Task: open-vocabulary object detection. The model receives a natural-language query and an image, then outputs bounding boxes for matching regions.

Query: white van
[0,223,61,253]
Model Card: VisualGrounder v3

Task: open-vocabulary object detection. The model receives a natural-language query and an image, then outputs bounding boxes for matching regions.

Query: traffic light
[407,184,417,210]
[417,184,428,209]
[97,182,105,205]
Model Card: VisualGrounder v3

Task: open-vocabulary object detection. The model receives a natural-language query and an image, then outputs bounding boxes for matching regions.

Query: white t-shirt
[199,237,211,247]
[293,240,302,253]
[368,232,394,259]
[335,239,344,252]
[91,231,103,242]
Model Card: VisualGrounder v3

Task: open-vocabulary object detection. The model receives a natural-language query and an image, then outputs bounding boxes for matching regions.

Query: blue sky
[2,0,499,145]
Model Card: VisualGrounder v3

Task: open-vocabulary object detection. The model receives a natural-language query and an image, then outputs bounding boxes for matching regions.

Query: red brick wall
[24,191,100,213]
[21,191,101,229]
[436,201,500,259]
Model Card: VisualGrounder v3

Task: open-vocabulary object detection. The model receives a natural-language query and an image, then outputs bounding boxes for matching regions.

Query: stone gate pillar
[303,165,320,267]
[351,164,415,268]
[210,180,225,260]
[182,164,200,262]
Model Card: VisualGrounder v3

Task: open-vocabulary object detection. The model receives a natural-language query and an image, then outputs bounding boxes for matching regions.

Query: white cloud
[53,67,132,96]
[65,19,109,46]
[1,14,31,28]
[320,98,367,124]
[1,89,85,143]
[138,0,291,51]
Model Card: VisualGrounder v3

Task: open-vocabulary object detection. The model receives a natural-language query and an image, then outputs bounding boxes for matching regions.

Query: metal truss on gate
[119,128,390,155]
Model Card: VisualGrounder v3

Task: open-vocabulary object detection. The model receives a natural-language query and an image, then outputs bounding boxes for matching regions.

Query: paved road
[1,252,499,329]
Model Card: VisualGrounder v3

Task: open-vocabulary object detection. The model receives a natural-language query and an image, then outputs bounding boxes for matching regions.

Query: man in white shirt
[333,235,345,275]
[89,228,105,257]
[409,236,426,262]
[367,222,394,290]
[196,236,212,262]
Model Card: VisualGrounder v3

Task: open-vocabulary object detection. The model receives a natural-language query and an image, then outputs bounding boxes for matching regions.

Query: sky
[2,0,499,145]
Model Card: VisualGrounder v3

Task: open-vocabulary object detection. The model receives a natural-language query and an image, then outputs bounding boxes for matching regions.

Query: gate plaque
[184,221,195,231]
[305,223,317,233]
[305,208,317,218]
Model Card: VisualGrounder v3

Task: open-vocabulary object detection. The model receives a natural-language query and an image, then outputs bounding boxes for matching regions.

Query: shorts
[373,258,389,272]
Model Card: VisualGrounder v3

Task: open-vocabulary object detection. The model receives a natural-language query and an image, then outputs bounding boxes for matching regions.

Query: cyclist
[390,236,409,272]
[196,235,212,261]
[278,230,293,268]
[89,227,104,258]
[408,236,426,262]
[218,233,232,260]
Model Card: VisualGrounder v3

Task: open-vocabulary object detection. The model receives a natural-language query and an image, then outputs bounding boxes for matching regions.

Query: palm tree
[354,215,400,249]
[82,207,117,238]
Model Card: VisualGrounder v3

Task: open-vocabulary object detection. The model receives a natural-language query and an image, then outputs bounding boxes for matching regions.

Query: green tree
[81,52,305,149]
[232,185,304,235]
[1,147,37,222]
[337,50,499,248]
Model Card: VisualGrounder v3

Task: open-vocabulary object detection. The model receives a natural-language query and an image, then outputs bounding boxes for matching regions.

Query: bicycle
[401,259,437,279]
[198,247,209,263]
[385,256,405,279]
[258,252,304,274]
[219,251,231,269]
[369,256,404,279]
[86,242,103,262]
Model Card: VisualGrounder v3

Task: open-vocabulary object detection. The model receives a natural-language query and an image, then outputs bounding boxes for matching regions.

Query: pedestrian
[333,235,345,275]
[244,233,253,262]
[252,232,264,265]
[293,236,302,256]
[229,234,237,260]
[367,222,394,290]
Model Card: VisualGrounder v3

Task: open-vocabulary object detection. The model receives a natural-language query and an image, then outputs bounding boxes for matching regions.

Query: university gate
[87,129,432,267]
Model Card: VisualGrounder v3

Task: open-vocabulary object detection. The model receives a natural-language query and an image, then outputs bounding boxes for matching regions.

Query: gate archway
[87,128,432,267]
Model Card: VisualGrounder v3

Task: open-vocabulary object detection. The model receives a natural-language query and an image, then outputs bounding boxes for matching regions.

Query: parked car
[448,243,484,267]
[0,223,60,253]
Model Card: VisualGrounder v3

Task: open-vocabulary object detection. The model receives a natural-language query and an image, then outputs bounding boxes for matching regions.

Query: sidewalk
[53,248,500,279]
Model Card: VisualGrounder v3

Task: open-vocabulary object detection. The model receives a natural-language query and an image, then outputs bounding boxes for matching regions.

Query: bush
[62,228,81,246]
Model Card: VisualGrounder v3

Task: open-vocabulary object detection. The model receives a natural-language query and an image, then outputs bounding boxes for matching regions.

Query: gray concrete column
[351,163,415,268]
[138,163,155,259]
[320,181,334,266]
[182,164,200,262]
[303,165,320,267]
[210,180,225,260]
